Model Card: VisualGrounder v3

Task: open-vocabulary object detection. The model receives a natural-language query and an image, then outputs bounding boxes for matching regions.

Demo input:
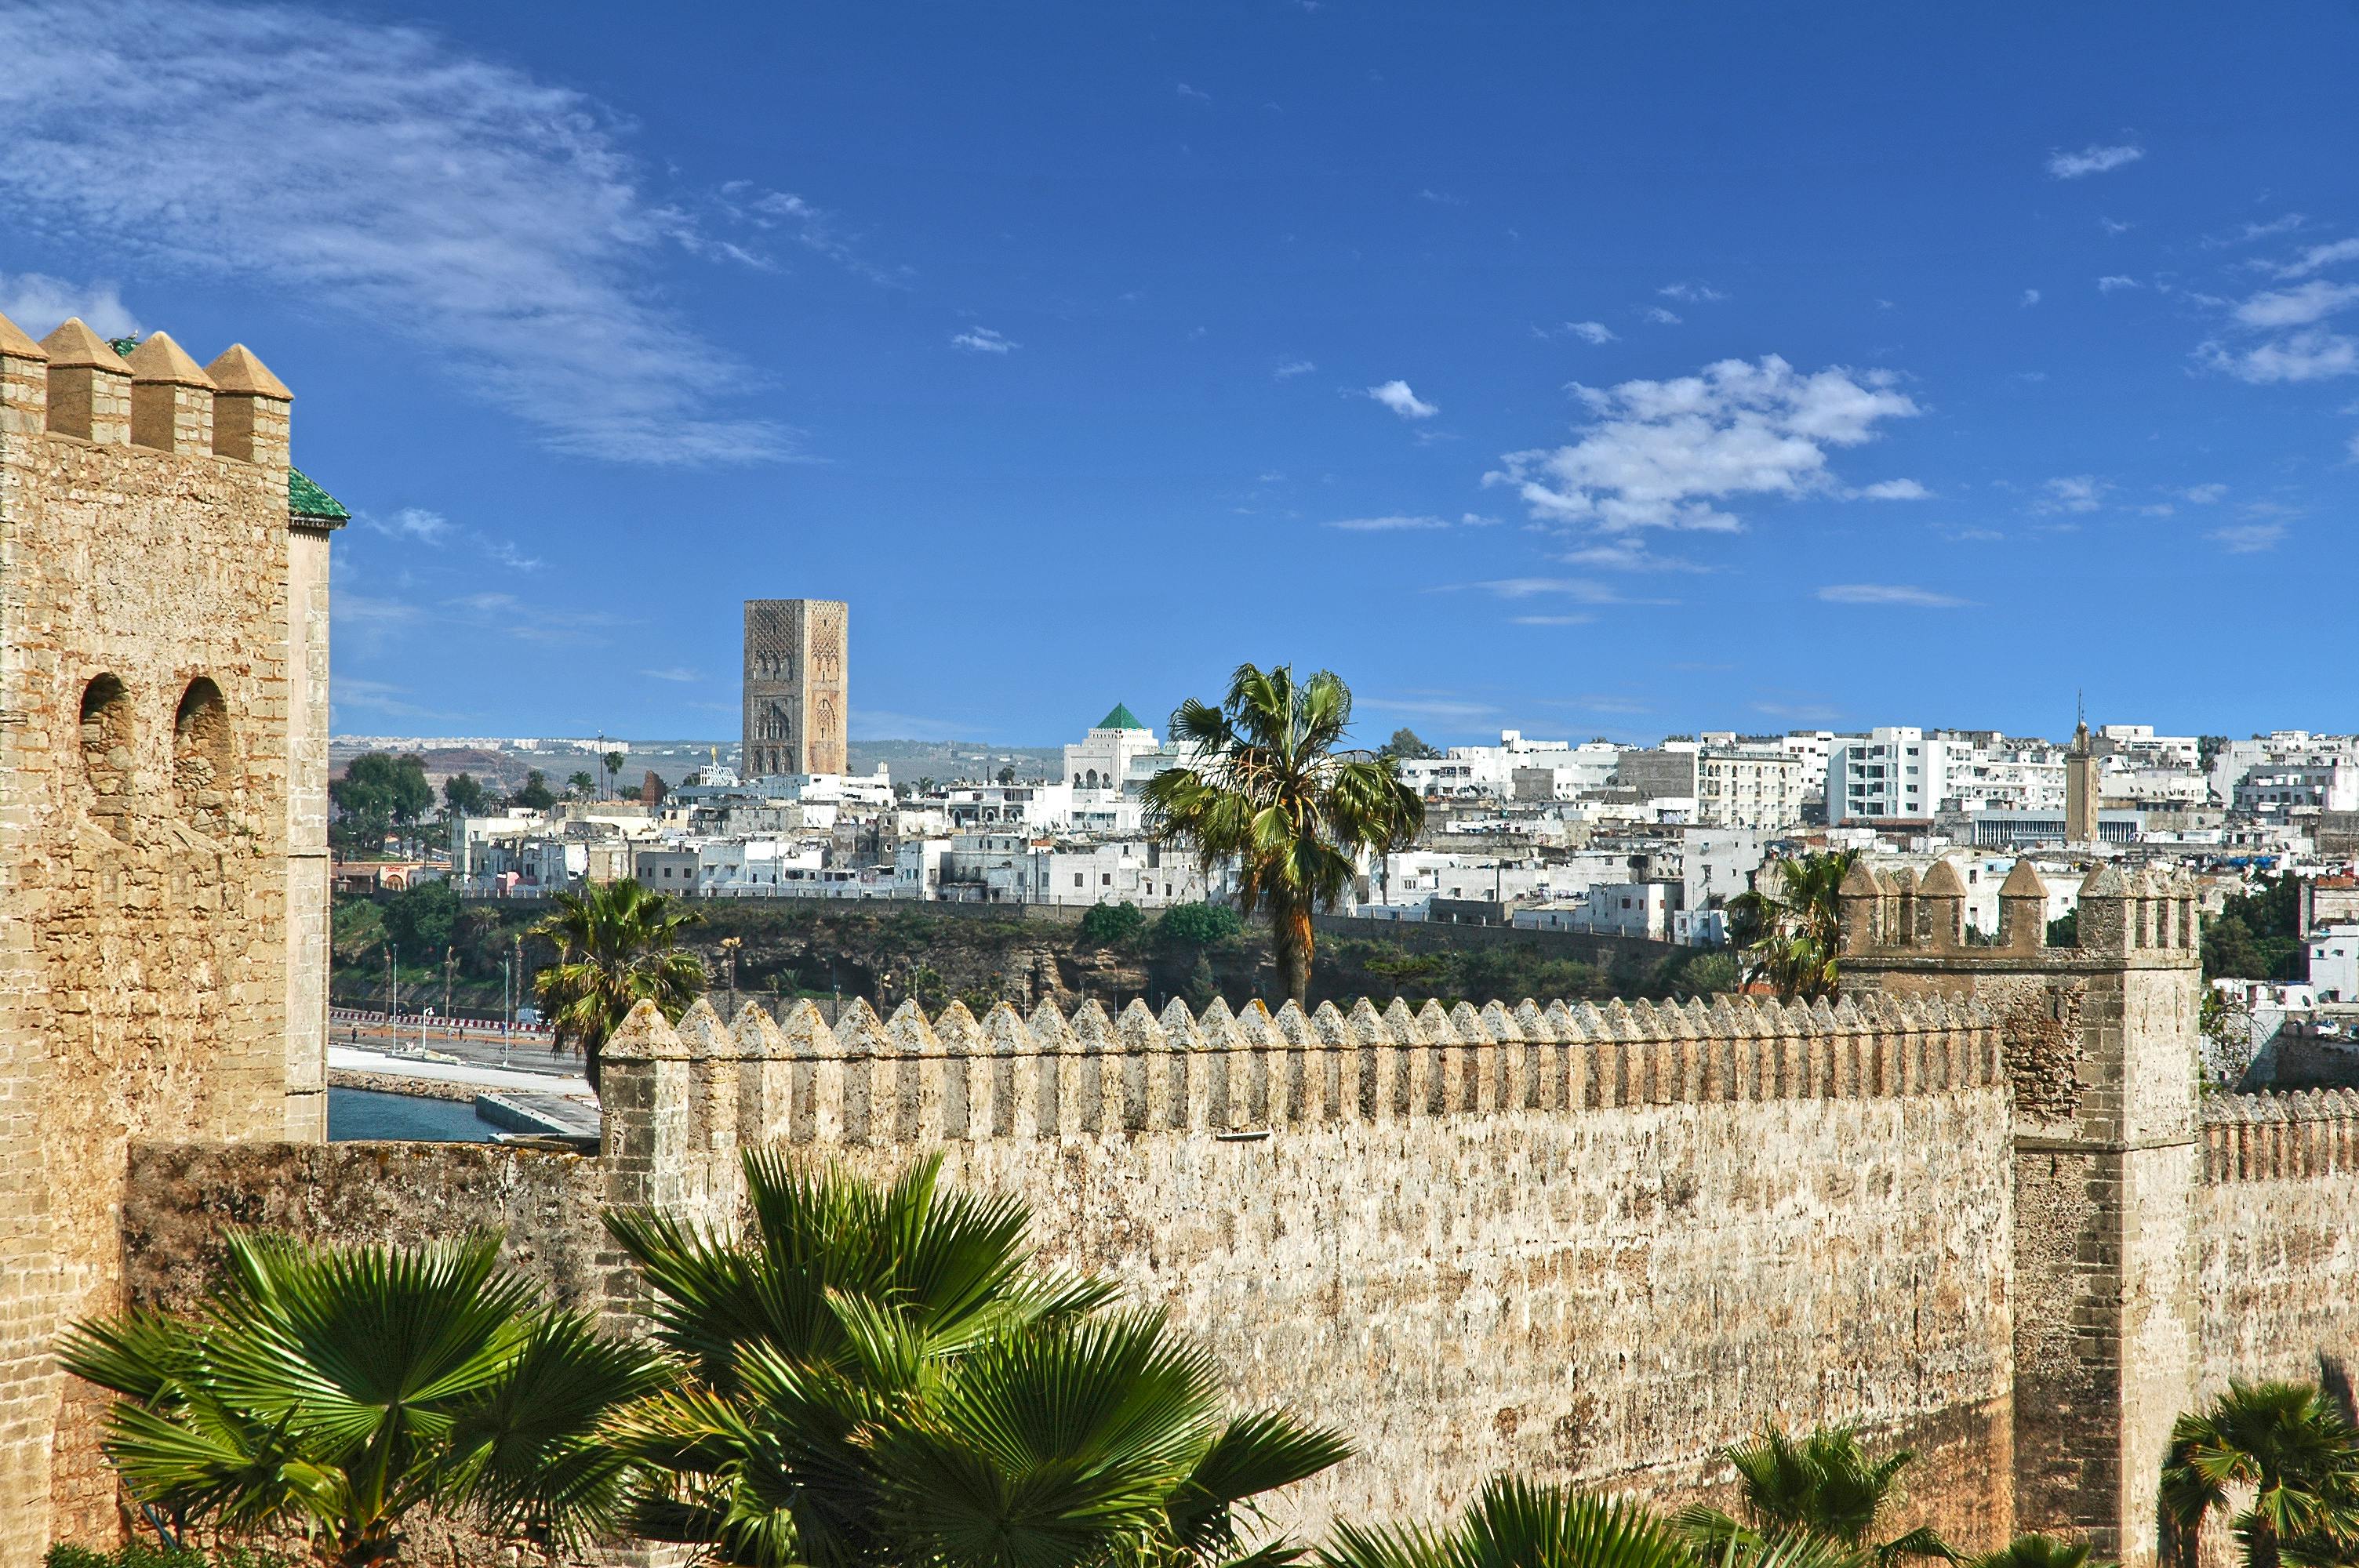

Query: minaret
[2066,704,2099,845]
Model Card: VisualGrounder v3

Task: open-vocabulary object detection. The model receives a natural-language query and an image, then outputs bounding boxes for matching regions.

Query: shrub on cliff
[1156,902,1244,949]
[58,1232,664,1567]
[605,1150,1350,1567]
[1079,899,1148,945]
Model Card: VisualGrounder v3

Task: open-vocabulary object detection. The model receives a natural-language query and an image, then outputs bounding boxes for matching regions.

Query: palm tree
[531,876,706,1093]
[1726,851,1859,1000]
[1144,664,1423,1007]
[1968,1537,2110,1568]
[605,1150,1349,1568]
[568,769,597,798]
[1676,1425,1951,1566]
[2161,1380,2359,1568]
[57,1230,663,1566]
[1322,1473,1860,1568]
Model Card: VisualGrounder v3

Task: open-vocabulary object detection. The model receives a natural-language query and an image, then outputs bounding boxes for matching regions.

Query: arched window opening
[173,677,236,835]
[79,674,133,831]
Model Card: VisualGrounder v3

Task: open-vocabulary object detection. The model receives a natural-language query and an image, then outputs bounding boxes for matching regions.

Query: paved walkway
[328,1046,594,1099]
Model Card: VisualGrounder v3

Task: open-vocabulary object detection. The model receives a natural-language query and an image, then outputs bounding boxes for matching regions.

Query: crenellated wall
[2192,1091,2359,1400]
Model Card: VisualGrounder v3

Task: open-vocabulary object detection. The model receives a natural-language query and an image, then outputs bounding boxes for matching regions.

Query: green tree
[1676,1424,1951,1566]
[605,1152,1349,1568]
[512,769,556,811]
[381,879,459,957]
[329,753,433,850]
[602,750,627,795]
[997,764,1017,786]
[2162,1380,2359,1568]
[58,1231,663,1566]
[1146,664,1424,1007]
[2045,910,2078,949]
[1380,727,1441,761]
[1079,900,1147,944]
[2199,735,2233,771]
[531,877,706,1093]
[2203,873,2303,982]
[1321,1474,1855,1568]
[1727,851,1859,1001]
[1157,902,1245,949]
[1969,1537,2112,1568]
[440,771,488,818]
[567,770,597,799]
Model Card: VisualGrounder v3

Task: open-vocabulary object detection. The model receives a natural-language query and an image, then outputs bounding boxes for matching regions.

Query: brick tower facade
[741,598,848,778]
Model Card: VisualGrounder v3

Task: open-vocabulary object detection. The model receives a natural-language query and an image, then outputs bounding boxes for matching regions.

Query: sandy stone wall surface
[0,320,314,1556]
[2193,1091,2359,1396]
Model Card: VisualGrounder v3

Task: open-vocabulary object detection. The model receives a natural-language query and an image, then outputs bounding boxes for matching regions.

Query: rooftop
[1098,702,1146,731]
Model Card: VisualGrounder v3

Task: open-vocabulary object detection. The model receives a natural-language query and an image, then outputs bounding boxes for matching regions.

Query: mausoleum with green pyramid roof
[1066,700,1167,795]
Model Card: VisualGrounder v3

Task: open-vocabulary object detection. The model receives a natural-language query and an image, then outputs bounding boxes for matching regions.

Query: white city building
[1827,728,1946,822]
[1063,703,1169,797]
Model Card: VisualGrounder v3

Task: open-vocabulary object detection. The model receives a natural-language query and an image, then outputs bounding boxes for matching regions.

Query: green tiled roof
[1098,702,1145,731]
[288,466,351,527]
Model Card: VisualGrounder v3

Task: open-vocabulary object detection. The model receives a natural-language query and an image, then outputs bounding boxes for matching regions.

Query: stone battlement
[602,989,2002,1160]
[0,311,293,466]
[2201,1088,2359,1181]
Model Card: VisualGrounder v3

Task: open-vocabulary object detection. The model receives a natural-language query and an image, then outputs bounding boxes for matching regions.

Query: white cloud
[639,666,700,683]
[1361,696,1498,720]
[1176,82,1209,101]
[2234,280,2359,328]
[1642,306,1683,325]
[1656,281,1728,303]
[2181,483,2228,503]
[0,271,137,337]
[1487,354,1921,540]
[2047,143,2145,179]
[1855,478,1932,501]
[2097,275,2140,292]
[2277,238,2359,278]
[1367,379,1438,419]
[362,507,455,544]
[1326,514,1449,532]
[2211,213,2305,245]
[2199,330,2359,383]
[1274,359,1316,378]
[1816,583,1969,608]
[2037,476,2106,514]
[1510,615,1591,626]
[0,1,794,464]
[1457,578,1646,603]
[1565,321,1616,344]
[1459,512,1500,527]
[1555,539,1711,572]
[482,539,543,572]
[951,326,1017,354]
[1416,188,1464,206]
[2208,522,2285,553]
[2020,289,2041,307]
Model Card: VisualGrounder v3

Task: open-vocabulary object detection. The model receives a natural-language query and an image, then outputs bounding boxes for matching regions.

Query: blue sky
[2,2,2356,746]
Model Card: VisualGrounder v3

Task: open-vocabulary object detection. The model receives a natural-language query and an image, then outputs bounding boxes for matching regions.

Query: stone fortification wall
[2193,1091,2359,1396]
[594,989,2019,1544]
[0,312,322,1557]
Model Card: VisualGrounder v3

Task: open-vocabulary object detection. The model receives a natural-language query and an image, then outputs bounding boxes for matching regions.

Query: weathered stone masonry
[0,307,335,1562]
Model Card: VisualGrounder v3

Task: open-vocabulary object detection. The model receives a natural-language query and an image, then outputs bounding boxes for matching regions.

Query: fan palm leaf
[2162,1380,2359,1568]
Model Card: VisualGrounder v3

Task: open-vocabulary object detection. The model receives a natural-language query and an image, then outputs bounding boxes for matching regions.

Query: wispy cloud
[2047,142,2144,180]
[1816,583,1969,608]
[1326,514,1450,532]
[1854,478,1933,501]
[1565,321,1617,345]
[639,666,701,683]
[2234,280,2359,328]
[1416,187,1465,206]
[1656,281,1728,303]
[0,270,137,336]
[0,1,795,464]
[1641,306,1683,325]
[2208,522,2285,553]
[2020,289,2041,307]
[2097,275,2140,293]
[1367,379,1438,419]
[1487,355,1921,544]
[1176,82,1210,101]
[2198,330,2357,384]
[1555,539,1712,572]
[951,326,1017,354]
[2277,238,2359,279]
[362,507,456,545]
[1509,614,1591,626]
[2182,483,2228,503]
[1273,358,1317,378]
[1456,578,1643,603]
[2037,475,2107,514]
[1361,695,1499,720]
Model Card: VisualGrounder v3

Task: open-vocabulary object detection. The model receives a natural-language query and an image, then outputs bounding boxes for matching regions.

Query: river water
[327,1087,498,1142]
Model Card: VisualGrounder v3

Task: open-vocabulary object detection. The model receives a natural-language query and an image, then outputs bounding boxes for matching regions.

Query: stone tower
[1841,856,2204,1566]
[742,598,848,778]
[0,312,340,1555]
[2066,717,2100,844]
